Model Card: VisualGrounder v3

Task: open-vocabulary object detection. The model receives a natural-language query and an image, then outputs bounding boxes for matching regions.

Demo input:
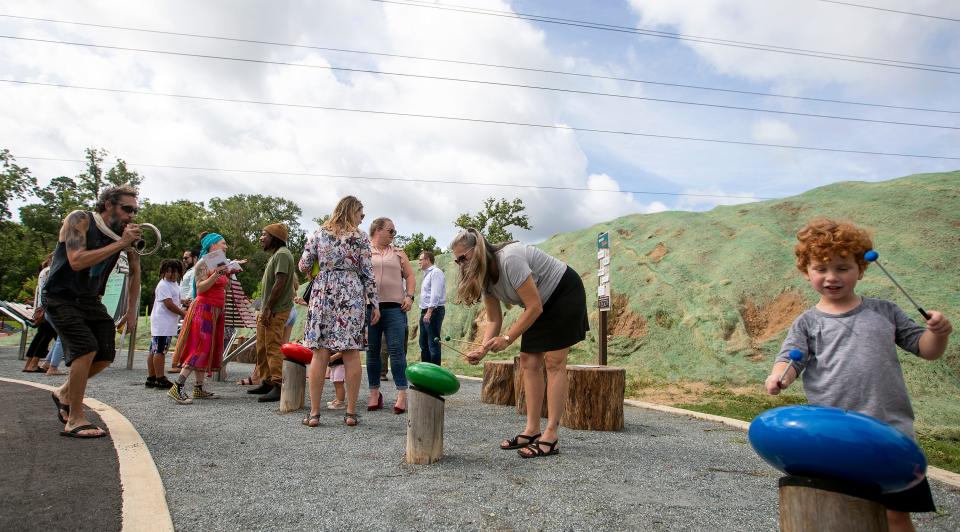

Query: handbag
[302,277,316,305]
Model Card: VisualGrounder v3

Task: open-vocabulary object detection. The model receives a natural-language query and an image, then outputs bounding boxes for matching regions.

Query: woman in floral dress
[299,196,379,427]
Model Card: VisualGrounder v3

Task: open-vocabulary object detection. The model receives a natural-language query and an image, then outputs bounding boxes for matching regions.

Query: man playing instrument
[46,185,142,438]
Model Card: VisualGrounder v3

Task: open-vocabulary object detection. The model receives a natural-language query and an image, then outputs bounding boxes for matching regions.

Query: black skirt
[520,266,589,353]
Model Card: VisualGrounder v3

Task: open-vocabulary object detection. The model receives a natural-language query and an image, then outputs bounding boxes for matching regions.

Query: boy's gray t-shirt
[778,297,926,439]
[484,243,567,307]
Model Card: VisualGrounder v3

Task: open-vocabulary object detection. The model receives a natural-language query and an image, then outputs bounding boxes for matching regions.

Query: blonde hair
[449,228,517,305]
[369,217,391,238]
[324,196,362,237]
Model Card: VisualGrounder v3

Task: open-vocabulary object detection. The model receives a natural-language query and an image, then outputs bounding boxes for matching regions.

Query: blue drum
[748,405,926,493]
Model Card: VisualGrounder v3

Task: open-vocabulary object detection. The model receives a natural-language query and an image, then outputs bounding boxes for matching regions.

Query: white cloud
[751,119,798,144]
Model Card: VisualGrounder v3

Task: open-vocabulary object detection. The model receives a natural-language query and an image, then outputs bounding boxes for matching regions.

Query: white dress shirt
[418,265,446,310]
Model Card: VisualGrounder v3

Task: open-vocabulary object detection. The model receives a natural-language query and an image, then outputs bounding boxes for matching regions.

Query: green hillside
[425,170,960,470]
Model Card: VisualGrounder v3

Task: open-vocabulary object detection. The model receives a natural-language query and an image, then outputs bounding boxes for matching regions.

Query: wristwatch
[501,334,511,343]
[405,294,414,301]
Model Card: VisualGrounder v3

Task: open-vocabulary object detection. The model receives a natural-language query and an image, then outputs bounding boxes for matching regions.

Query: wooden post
[514,355,548,418]
[778,476,887,532]
[598,308,608,366]
[406,387,445,464]
[279,359,306,413]
[481,359,515,405]
[561,365,625,431]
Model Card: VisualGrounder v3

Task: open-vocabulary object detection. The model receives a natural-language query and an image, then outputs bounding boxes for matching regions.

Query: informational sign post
[597,232,611,365]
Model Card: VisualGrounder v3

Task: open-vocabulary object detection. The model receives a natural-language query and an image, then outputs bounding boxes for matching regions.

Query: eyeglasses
[119,204,139,215]
[454,249,473,265]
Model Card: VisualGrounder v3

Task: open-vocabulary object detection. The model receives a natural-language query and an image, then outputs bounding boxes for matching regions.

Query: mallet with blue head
[864,250,930,320]
[778,349,804,386]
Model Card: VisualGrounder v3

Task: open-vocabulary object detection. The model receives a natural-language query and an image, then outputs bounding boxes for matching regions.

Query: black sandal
[518,439,559,458]
[500,432,541,450]
[51,393,70,424]
[302,414,320,427]
[343,413,360,426]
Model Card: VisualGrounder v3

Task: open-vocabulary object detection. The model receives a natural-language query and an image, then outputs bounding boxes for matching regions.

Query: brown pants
[256,310,290,386]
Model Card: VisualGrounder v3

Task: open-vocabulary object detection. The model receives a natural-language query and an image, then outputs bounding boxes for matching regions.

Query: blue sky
[1,0,957,243]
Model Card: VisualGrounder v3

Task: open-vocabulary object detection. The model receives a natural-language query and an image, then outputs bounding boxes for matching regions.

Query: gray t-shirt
[485,243,567,307]
[778,297,926,439]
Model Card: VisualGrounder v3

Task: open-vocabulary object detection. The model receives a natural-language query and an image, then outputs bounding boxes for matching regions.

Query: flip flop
[60,424,108,439]
[51,393,70,424]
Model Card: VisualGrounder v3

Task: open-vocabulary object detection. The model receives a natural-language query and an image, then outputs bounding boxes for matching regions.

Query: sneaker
[145,378,158,388]
[192,387,217,400]
[154,377,174,389]
[167,382,193,404]
[326,399,346,410]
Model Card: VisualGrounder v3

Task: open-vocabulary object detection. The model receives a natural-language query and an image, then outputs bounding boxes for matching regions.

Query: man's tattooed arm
[60,210,127,271]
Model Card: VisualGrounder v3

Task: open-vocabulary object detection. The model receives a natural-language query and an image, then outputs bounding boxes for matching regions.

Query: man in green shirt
[249,223,295,402]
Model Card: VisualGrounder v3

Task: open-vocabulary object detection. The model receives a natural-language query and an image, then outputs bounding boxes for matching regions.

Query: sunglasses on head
[119,204,139,215]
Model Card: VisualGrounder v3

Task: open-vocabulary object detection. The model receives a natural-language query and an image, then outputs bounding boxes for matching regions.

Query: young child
[766,218,953,532]
[326,352,346,409]
[148,259,186,389]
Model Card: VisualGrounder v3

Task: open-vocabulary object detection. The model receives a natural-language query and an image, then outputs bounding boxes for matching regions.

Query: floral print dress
[299,227,378,352]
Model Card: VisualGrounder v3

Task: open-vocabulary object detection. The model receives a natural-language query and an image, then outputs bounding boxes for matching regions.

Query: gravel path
[4,347,959,531]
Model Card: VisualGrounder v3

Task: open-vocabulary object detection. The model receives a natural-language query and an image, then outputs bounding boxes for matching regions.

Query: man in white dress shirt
[417,251,446,365]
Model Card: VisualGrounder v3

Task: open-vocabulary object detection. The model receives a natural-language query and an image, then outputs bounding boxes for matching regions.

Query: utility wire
[5,35,956,130]
[815,0,960,23]
[370,0,960,74]
[4,78,958,161]
[15,155,775,200]
[1,14,956,114]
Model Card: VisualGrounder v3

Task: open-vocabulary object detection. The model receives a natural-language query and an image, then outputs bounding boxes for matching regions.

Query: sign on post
[597,232,611,365]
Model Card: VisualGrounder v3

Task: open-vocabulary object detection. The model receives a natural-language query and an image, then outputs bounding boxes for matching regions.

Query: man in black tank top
[46,185,142,439]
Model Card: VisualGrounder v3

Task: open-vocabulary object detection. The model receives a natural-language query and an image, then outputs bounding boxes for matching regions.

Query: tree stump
[514,355,548,418]
[560,365,625,431]
[778,476,887,532]
[279,359,306,413]
[481,359,515,405]
[406,387,445,464]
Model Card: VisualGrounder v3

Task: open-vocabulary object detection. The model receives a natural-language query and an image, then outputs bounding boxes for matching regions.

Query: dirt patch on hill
[630,381,710,404]
[739,290,808,343]
[609,293,648,339]
[617,228,633,238]
[646,242,667,263]
[470,308,492,343]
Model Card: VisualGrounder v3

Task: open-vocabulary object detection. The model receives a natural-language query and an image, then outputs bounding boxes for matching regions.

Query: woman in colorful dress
[299,196,379,427]
[168,232,238,404]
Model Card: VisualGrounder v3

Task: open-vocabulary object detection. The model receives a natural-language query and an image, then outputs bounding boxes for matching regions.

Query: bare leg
[887,510,915,532]
[520,352,545,437]
[334,381,345,402]
[307,349,331,419]
[60,354,112,436]
[342,350,361,424]
[540,348,569,443]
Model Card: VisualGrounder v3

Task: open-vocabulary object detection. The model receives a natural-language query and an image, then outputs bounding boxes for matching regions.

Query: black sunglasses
[119,204,139,215]
[454,250,472,265]
[388,228,397,236]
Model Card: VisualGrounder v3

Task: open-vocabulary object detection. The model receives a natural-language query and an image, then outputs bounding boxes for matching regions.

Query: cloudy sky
[1,0,957,245]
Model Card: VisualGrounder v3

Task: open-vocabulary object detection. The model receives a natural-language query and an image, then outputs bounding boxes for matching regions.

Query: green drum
[405,362,460,396]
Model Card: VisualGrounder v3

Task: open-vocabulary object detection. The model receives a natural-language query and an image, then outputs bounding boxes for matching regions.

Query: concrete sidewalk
[3,346,959,531]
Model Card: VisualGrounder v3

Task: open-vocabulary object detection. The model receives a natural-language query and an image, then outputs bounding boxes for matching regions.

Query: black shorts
[520,266,589,353]
[44,296,116,367]
[879,477,936,513]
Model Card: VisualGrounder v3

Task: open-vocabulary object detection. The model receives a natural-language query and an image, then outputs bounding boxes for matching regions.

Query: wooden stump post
[406,387,445,464]
[560,365,625,431]
[279,359,306,414]
[778,476,887,532]
[481,359,515,405]
[514,355,548,418]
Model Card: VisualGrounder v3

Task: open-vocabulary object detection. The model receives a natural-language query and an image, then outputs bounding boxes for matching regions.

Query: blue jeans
[366,306,408,390]
[43,315,64,368]
[418,306,445,365]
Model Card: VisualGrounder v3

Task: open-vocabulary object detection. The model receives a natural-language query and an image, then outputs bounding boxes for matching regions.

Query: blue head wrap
[200,233,224,257]
[194,232,225,297]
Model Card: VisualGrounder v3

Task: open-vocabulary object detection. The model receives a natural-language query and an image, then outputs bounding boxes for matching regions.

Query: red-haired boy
[766,218,952,532]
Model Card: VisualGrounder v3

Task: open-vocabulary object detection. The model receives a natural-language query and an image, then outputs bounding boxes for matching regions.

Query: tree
[135,200,211,308]
[400,232,440,261]
[75,148,144,207]
[454,197,531,243]
[0,149,36,221]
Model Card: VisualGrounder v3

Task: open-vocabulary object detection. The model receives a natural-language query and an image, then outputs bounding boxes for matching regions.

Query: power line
[4,78,958,161]
[815,0,960,23]
[2,14,956,115]
[369,0,960,74]
[6,35,957,131]
[15,155,776,201]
